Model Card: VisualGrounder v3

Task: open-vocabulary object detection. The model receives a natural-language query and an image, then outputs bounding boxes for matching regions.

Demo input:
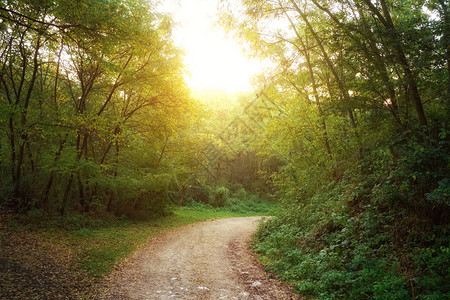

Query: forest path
[100,216,299,299]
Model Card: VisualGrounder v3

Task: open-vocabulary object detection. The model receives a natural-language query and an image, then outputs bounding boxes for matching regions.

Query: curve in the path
[101,217,298,300]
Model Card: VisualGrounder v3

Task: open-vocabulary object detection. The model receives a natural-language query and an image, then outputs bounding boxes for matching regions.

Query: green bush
[184,184,276,215]
[413,234,450,298]
[104,173,176,219]
[211,186,230,207]
[184,182,213,205]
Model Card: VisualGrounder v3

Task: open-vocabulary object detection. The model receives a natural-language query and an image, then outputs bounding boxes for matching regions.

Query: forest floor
[0,210,95,299]
[1,211,300,299]
[99,216,300,299]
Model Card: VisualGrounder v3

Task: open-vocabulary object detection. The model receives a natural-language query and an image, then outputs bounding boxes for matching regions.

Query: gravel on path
[100,217,301,300]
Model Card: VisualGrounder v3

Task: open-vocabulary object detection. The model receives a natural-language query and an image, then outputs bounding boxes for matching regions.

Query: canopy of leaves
[0,0,203,217]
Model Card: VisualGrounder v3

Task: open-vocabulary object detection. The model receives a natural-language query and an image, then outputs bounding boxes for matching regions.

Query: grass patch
[183,200,278,216]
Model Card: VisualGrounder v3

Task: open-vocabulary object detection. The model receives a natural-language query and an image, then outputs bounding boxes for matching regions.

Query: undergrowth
[183,184,278,215]
[253,132,450,299]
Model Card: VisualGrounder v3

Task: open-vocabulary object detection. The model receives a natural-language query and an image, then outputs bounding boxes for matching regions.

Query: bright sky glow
[160,0,263,93]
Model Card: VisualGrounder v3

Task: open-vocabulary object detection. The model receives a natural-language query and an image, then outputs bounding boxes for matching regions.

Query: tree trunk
[288,0,358,129]
[438,0,450,100]
[41,134,68,210]
[61,174,73,216]
[280,6,334,161]
[362,0,427,127]
[77,173,89,212]
[14,36,41,200]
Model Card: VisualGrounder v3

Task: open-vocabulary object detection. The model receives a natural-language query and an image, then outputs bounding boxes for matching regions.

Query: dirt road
[100,217,299,299]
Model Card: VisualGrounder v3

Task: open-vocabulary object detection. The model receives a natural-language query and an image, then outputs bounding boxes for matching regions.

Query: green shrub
[184,185,276,215]
[413,234,450,298]
[185,182,213,205]
[210,186,230,207]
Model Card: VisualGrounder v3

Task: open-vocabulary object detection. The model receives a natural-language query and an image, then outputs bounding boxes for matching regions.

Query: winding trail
[100,217,299,299]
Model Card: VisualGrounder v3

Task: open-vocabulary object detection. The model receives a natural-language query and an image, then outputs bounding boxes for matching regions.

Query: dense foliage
[191,90,281,194]
[0,0,203,217]
[222,0,450,298]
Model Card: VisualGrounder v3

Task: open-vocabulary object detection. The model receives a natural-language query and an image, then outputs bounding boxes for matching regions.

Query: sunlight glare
[160,0,262,93]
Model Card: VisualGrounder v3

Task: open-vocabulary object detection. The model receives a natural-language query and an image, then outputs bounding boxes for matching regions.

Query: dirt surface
[100,217,301,299]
